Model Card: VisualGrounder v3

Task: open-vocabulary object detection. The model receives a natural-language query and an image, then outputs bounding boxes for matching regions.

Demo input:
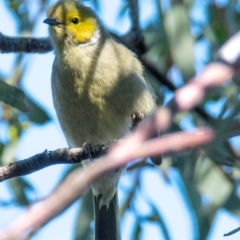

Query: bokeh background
[1,0,240,239]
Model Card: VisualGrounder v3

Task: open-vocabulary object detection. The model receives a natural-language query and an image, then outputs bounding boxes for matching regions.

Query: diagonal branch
[128,0,140,33]
[126,0,146,54]
[0,141,119,182]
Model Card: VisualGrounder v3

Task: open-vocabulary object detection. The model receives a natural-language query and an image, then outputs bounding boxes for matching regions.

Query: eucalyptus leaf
[7,177,34,206]
[140,190,171,240]
[181,177,211,240]
[0,79,27,112]
[1,139,19,166]
[144,24,169,68]
[206,140,236,166]
[148,203,171,240]
[163,4,195,80]
[223,189,240,216]
[120,186,135,218]
[0,142,5,159]
[25,95,51,124]
[133,223,141,240]
[208,4,228,44]
[74,191,94,240]
[195,158,233,209]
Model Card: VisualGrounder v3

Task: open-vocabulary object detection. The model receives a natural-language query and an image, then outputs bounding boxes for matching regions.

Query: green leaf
[141,190,171,240]
[224,189,240,216]
[8,177,34,206]
[203,88,223,103]
[4,0,23,13]
[74,191,94,240]
[208,5,228,45]
[181,176,211,240]
[206,140,236,166]
[144,24,169,70]
[133,223,141,240]
[195,158,233,209]
[4,0,28,20]
[163,4,195,81]
[0,80,27,112]
[0,142,5,158]
[1,139,34,206]
[1,139,19,165]
[148,203,171,240]
[25,95,51,124]
[120,187,136,218]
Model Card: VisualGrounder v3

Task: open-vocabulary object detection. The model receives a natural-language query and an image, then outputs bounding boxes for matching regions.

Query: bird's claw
[82,142,95,162]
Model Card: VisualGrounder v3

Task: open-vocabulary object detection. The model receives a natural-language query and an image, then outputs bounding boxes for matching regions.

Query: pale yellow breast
[51,34,155,147]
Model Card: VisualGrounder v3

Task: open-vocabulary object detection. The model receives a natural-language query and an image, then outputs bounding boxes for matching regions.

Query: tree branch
[0,141,119,182]
[128,0,140,33]
[125,0,146,54]
[0,33,52,53]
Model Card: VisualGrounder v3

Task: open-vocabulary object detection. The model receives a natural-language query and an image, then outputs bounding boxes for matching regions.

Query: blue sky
[0,0,240,239]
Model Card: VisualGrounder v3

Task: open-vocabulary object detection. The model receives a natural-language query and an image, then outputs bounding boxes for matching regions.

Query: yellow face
[45,1,97,46]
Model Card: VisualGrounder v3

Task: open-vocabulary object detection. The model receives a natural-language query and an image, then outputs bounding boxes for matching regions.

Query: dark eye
[71,18,79,24]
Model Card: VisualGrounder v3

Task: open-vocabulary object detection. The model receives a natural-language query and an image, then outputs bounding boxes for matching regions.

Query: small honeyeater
[44,0,157,239]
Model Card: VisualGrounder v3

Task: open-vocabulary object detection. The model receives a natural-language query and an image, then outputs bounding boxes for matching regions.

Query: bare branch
[125,0,146,54]
[128,0,140,33]
[0,141,118,182]
[0,33,52,53]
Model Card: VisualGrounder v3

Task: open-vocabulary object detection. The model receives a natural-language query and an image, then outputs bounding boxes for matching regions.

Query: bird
[44,0,157,239]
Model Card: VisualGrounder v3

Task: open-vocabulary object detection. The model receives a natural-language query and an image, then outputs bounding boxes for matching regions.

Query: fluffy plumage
[45,1,156,239]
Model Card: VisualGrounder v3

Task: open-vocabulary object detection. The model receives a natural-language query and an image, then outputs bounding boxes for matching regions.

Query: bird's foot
[82,142,95,162]
[130,111,144,131]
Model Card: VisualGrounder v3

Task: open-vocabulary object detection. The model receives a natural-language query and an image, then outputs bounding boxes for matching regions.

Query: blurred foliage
[0,0,50,216]
[74,191,94,240]
[1,0,240,239]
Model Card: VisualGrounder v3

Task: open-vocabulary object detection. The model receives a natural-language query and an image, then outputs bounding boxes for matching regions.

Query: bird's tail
[94,192,121,240]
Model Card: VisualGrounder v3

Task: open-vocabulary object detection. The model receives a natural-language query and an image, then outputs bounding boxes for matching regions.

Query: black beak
[43,18,62,26]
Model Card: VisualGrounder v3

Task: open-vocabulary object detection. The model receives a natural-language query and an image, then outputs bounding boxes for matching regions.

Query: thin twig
[126,0,146,54]
[224,226,240,237]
